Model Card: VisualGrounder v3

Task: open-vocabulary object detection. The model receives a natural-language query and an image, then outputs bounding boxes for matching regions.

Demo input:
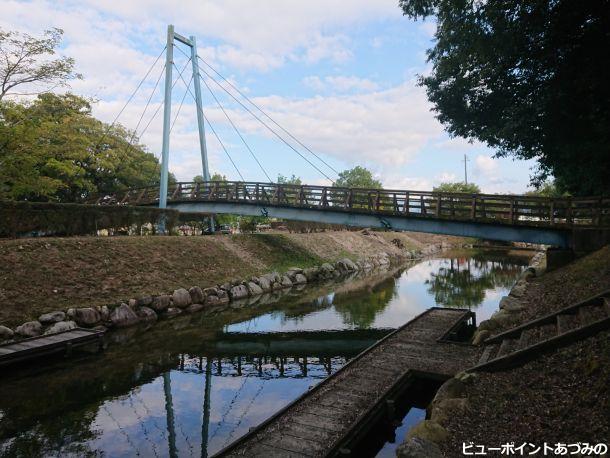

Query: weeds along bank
[0,230,467,340]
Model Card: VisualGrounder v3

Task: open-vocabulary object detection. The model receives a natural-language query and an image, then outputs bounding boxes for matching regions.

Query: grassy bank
[0,230,462,327]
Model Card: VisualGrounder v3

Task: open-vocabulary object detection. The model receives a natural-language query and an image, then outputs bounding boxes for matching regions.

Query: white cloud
[435,172,457,183]
[474,154,499,177]
[303,75,379,92]
[208,79,443,169]
[303,75,379,93]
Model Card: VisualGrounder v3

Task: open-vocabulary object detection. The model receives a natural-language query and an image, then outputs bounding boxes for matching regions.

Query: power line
[198,55,340,177]
[172,63,245,181]
[201,75,272,182]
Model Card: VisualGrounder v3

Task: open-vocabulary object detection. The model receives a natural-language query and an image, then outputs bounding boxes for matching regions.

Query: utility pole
[463,154,469,185]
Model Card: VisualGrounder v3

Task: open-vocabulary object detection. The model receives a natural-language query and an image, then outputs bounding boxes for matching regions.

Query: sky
[1,0,537,192]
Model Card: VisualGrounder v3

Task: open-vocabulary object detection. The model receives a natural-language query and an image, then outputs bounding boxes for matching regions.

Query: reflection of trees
[426,256,525,309]
[333,276,398,328]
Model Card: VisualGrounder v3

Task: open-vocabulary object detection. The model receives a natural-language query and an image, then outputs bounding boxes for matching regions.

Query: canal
[0,249,531,457]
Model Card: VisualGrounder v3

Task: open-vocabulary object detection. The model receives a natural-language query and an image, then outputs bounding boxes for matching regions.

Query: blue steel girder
[168,201,573,247]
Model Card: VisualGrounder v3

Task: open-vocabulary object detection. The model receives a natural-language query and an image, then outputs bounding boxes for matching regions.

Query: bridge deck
[214,307,479,457]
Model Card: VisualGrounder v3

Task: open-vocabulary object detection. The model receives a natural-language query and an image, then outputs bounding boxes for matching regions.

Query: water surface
[0,249,530,457]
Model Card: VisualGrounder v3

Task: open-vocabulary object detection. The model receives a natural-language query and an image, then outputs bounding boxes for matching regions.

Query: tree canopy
[0,93,161,202]
[433,182,481,194]
[277,174,302,185]
[399,0,610,196]
[0,28,81,101]
[333,166,382,189]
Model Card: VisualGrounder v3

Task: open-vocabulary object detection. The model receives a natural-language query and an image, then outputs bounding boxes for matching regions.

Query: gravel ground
[440,246,610,457]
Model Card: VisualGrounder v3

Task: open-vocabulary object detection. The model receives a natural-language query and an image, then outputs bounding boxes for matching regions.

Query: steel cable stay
[170,73,193,133]
[101,403,143,456]
[127,395,161,458]
[96,46,166,149]
[195,61,335,183]
[120,62,166,154]
[208,368,251,441]
[172,62,245,181]
[200,74,272,182]
[221,378,266,447]
[197,55,340,177]
[139,58,193,148]
[173,44,333,183]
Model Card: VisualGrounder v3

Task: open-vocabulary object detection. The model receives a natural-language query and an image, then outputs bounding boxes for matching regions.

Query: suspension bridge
[95,25,609,247]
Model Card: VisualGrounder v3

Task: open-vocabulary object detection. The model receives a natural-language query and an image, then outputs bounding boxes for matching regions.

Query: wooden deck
[0,328,105,368]
[214,307,480,457]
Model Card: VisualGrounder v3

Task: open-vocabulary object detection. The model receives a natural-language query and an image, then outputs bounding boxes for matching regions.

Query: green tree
[333,166,382,189]
[433,182,481,194]
[0,93,161,201]
[0,28,81,101]
[277,174,302,185]
[399,1,610,196]
[525,181,569,198]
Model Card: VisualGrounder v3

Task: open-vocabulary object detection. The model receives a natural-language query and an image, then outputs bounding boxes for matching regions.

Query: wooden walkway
[214,307,479,457]
[0,328,105,368]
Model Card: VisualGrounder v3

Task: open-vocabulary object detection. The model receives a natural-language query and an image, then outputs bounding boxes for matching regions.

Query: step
[517,327,538,350]
[496,337,520,358]
[578,303,607,326]
[478,344,498,365]
[556,313,580,335]
[537,323,557,343]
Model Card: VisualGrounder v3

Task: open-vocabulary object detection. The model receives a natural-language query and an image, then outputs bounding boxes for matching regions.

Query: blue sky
[2,0,536,192]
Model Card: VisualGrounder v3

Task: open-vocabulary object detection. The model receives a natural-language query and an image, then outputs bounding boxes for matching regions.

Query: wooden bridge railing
[91,181,610,228]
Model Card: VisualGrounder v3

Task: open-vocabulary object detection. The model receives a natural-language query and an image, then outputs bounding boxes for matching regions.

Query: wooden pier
[214,307,480,457]
[0,328,105,368]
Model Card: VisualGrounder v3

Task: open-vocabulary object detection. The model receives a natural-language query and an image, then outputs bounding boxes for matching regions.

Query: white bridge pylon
[159,25,210,210]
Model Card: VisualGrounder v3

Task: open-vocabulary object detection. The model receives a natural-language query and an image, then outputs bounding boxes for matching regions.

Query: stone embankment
[396,250,546,458]
[0,251,419,345]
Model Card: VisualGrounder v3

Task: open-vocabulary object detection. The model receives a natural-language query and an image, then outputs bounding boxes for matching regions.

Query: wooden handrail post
[596,197,602,226]
[436,195,441,217]
[404,192,410,214]
[549,200,555,225]
[471,196,477,220]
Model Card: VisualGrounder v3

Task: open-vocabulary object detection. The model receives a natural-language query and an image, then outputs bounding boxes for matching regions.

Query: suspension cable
[172,63,245,181]
[201,76,272,182]
[198,55,340,176]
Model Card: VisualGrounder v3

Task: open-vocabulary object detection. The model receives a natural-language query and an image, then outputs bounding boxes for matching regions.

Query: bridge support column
[158,25,174,234]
